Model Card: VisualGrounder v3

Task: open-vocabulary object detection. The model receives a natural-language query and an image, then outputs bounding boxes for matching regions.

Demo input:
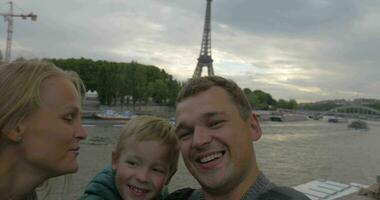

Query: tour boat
[347,120,368,130]
[94,109,136,120]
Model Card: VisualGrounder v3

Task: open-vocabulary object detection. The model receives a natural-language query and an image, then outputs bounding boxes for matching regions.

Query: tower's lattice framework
[192,0,214,78]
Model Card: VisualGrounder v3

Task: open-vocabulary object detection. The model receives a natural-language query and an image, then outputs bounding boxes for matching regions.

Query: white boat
[294,179,368,200]
[94,109,136,120]
[327,117,348,123]
[348,120,368,130]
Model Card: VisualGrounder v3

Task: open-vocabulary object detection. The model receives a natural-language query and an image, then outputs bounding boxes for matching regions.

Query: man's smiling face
[176,86,260,193]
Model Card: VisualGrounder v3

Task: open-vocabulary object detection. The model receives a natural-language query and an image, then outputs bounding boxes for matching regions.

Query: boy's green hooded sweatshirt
[79,166,166,200]
[79,166,122,200]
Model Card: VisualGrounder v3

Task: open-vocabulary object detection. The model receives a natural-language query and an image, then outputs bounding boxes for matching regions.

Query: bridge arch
[316,105,380,119]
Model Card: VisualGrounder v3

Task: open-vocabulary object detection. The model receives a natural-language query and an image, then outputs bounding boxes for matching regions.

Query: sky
[1,0,379,102]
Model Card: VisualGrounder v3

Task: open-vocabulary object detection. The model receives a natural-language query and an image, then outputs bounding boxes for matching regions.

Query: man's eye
[209,120,224,128]
[177,130,192,140]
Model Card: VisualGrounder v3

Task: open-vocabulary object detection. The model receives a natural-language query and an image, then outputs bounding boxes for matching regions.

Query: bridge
[312,105,380,120]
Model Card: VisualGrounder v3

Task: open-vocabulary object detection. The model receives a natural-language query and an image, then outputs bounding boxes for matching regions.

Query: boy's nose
[135,169,150,182]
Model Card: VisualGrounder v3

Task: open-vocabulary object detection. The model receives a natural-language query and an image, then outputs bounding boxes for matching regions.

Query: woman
[0,60,87,200]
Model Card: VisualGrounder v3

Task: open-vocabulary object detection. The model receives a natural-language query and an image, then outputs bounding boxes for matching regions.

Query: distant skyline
[1,0,379,102]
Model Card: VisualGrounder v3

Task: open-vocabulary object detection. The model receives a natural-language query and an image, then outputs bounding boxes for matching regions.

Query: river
[38,119,380,199]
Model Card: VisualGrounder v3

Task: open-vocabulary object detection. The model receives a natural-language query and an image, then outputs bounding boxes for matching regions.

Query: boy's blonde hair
[114,116,179,176]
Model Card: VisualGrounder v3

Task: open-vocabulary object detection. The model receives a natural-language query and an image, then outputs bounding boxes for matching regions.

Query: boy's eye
[152,167,167,174]
[126,160,137,166]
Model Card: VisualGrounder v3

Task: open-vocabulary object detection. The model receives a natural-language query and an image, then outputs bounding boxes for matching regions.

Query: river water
[38,119,380,200]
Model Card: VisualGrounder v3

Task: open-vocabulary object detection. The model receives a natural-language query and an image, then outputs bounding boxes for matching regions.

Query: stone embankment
[82,92,175,119]
[254,110,309,122]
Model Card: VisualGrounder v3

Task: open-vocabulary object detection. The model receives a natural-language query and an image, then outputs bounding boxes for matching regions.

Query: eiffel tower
[192,0,214,78]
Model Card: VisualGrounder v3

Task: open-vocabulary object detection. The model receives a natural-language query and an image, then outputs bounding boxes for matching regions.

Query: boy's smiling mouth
[128,184,150,197]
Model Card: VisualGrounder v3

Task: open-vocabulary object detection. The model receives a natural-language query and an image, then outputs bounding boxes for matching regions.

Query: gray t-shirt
[189,172,275,200]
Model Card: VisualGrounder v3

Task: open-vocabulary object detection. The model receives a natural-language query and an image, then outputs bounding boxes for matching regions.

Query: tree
[151,79,169,103]
[288,99,298,109]
[244,89,276,110]
[50,57,182,106]
[14,57,26,61]
[277,99,298,109]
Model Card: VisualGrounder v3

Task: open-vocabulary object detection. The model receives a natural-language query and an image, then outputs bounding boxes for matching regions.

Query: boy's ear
[248,113,262,141]
[111,151,118,171]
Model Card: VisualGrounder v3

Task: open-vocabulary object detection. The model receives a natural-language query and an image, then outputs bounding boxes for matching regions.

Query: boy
[80,116,179,200]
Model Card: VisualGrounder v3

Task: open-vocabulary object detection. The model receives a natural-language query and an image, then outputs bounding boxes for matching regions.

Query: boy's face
[112,137,171,200]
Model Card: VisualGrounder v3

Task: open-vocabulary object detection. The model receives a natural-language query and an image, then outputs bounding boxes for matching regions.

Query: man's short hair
[114,115,179,176]
[176,76,252,120]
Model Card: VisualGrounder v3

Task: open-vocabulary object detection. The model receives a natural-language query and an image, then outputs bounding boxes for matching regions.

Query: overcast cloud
[1,0,379,102]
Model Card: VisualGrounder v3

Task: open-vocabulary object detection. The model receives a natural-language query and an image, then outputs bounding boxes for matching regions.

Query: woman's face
[19,77,87,177]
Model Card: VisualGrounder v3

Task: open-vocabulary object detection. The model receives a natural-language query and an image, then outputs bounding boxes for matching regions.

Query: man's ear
[248,113,262,141]
[111,151,118,171]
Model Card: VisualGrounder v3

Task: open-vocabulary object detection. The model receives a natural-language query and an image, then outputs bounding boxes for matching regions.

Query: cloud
[1,0,379,102]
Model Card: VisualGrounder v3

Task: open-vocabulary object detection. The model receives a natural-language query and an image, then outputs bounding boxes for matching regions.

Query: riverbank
[38,120,380,200]
[82,104,175,119]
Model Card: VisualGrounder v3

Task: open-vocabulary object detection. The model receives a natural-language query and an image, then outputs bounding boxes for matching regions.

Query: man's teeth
[200,152,223,163]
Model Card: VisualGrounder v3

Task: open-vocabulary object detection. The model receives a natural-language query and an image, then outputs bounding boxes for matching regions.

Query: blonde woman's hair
[0,60,85,139]
[114,116,179,176]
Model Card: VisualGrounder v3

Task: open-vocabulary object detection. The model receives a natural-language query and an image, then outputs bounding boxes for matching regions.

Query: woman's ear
[248,113,262,141]
[2,124,24,143]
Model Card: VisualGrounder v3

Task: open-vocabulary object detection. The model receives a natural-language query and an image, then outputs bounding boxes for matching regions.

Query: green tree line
[48,58,182,107]
[34,57,298,110]
[243,88,298,110]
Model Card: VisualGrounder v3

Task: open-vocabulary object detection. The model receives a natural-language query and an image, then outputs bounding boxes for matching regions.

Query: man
[167,76,309,200]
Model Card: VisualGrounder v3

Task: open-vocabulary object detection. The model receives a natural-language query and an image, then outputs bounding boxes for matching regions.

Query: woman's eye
[63,114,74,122]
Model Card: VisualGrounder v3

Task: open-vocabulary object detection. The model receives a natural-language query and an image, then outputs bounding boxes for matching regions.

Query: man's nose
[191,126,212,148]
